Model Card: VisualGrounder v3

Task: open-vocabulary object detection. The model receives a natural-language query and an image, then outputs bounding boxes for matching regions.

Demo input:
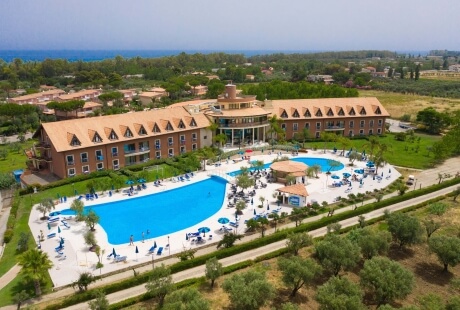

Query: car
[406,175,415,185]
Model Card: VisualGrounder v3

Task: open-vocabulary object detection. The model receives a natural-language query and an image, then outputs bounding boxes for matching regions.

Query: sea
[0,49,318,63]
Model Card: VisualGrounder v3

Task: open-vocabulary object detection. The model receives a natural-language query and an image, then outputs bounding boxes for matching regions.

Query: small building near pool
[277,183,308,207]
[270,160,308,184]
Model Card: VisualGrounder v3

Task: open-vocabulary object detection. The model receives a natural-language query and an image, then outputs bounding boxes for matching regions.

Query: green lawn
[0,140,36,174]
[307,133,441,169]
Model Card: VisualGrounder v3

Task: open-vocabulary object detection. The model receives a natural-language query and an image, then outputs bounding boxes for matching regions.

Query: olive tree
[205,257,223,288]
[162,288,210,310]
[386,212,423,248]
[428,235,460,272]
[278,256,322,297]
[316,276,365,310]
[145,264,175,307]
[286,232,313,256]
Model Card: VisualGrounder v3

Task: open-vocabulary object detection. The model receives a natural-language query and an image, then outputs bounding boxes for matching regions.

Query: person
[146,229,150,234]
[129,235,134,245]
[208,192,211,196]
[40,230,44,241]
[142,232,145,243]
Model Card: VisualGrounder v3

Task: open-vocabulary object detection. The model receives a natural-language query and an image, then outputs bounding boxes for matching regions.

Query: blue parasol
[135,245,139,261]
[254,209,256,215]
[343,172,351,178]
[251,198,254,205]
[218,217,230,224]
[126,180,135,185]
[186,233,189,241]
[137,178,146,183]
[198,227,210,237]
[112,248,117,257]
[331,175,340,179]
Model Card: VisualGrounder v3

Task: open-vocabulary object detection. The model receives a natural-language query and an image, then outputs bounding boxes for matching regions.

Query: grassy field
[307,132,441,169]
[0,140,35,174]
[359,89,460,120]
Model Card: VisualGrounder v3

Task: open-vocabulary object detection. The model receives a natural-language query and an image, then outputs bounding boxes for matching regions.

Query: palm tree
[213,133,227,148]
[18,249,53,296]
[267,115,283,146]
[321,132,337,153]
[196,146,215,171]
[363,136,380,157]
[337,136,351,156]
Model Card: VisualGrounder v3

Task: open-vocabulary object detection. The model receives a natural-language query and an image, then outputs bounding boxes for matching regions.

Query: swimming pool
[62,177,227,245]
[227,157,344,176]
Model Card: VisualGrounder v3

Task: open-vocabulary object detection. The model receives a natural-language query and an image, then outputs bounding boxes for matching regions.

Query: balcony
[124,149,136,154]
[112,152,118,157]
[218,120,269,128]
[81,158,88,163]
[33,155,52,162]
[96,155,104,161]
[124,148,150,156]
[192,138,197,142]
[324,125,345,131]
[66,161,75,166]
[180,140,186,145]
[155,145,161,150]
[35,142,51,149]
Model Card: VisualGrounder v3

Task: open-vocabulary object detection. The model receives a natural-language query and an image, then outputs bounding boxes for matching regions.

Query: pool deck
[28,150,400,288]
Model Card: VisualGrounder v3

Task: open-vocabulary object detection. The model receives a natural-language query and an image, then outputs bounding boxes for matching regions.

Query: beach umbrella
[245,149,253,153]
[218,217,230,225]
[186,233,189,241]
[198,227,210,237]
[251,198,254,205]
[331,175,340,179]
[135,246,139,261]
[58,226,61,236]
[254,209,256,215]
[267,204,270,211]
[47,222,51,230]
[137,178,146,183]
[343,172,351,178]
[153,241,157,249]
[112,248,117,257]
[126,180,135,185]
[238,151,244,155]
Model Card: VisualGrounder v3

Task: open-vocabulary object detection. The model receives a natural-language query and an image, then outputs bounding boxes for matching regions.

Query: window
[66,155,74,165]
[180,146,186,153]
[168,137,173,146]
[95,150,103,161]
[360,120,365,128]
[192,144,197,150]
[377,128,382,135]
[349,130,354,137]
[92,132,103,143]
[180,135,185,144]
[153,123,161,133]
[304,122,310,129]
[315,131,320,138]
[281,123,286,130]
[155,151,161,159]
[109,129,118,140]
[349,120,354,128]
[349,108,356,116]
[369,129,373,135]
[326,108,334,116]
[97,163,104,171]
[80,152,88,163]
[68,168,76,177]
[280,110,288,118]
[293,123,298,131]
[316,122,321,130]
[82,166,89,174]
[124,143,135,154]
[369,120,374,127]
[192,133,197,141]
[292,109,300,118]
[139,141,149,151]
[70,135,81,146]
[155,139,161,149]
[338,108,345,116]
[375,107,382,115]
[359,107,367,115]
[166,121,173,131]
[326,121,334,128]
[111,147,118,157]
[204,135,207,139]
[113,159,119,170]
[359,129,364,136]
[178,120,186,129]
[168,149,174,157]
[315,109,323,117]
[190,118,197,127]
[138,125,147,135]
[378,119,383,127]
[124,127,133,138]
[304,109,311,117]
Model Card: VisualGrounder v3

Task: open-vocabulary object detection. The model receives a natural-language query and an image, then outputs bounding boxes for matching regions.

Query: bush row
[3,192,20,243]
[43,177,460,309]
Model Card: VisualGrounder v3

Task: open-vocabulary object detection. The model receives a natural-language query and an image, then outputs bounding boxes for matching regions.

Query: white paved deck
[28,150,400,288]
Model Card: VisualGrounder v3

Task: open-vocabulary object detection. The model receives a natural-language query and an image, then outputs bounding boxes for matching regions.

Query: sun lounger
[77,195,83,200]
[156,247,163,255]
[148,245,157,253]
[142,183,147,189]
[114,255,127,262]
[94,193,99,199]
[47,233,56,239]
[229,222,239,227]
[58,255,67,261]
[109,191,112,197]
[208,235,213,240]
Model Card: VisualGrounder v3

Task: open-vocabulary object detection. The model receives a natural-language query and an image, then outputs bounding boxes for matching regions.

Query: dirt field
[359,90,460,120]
[129,199,460,309]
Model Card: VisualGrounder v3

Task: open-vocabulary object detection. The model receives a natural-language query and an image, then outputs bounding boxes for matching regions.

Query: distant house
[190,85,208,96]
[139,88,167,106]
[119,89,137,102]
[307,75,333,83]
[371,72,387,78]
[57,89,102,102]
[40,85,57,91]
[361,67,376,73]
[7,89,66,105]
[206,75,220,80]
[245,74,255,81]
[448,64,460,72]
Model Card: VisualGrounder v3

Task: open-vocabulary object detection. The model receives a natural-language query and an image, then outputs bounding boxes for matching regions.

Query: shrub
[3,229,14,243]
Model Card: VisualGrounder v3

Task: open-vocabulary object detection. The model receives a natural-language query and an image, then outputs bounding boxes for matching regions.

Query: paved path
[1,157,459,310]
[0,265,20,291]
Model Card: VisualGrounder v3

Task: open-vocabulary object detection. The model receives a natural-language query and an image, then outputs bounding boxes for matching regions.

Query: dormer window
[349,108,356,116]
[359,107,367,115]
[326,108,334,116]
[338,108,345,116]
[315,109,323,117]
[109,130,118,140]
[70,135,81,146]
[124,127,133,138]
[178,120,186,129]
[304,109,311,117]
[138,125,147,136]
[375,107,382,115]
[153,123,161,133]
[292,109,300,118]
[92,132,103,143]
[166,122,173,131]
[190,118,197,127]
[280,110,288,118]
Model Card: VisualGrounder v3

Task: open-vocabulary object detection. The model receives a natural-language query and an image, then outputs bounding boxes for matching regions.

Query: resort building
[268,97,390,139]
[7,89,66,105]
[56,89,102,102]
[27,84,389,180]
[30,107,211,178]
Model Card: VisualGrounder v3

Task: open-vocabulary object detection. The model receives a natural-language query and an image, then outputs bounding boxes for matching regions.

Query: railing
[66,161,75,166]
[36,142,51,149]
[81,158,88,163]
[97,155,104,161]
[324,125,345,130]
[155,145,161,150]
[180,140,186,145]
[218,120,269,128]
[139,147,150,152]
[113,165,120,170]
[112,152,118,157]
[124,149,136,154]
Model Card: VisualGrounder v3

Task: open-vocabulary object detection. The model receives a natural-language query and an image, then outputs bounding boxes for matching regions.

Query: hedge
[42,177,460,309]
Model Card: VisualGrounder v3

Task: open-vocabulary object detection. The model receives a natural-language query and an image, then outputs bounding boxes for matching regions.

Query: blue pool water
[227,157,344,176]
[61,177,226,245]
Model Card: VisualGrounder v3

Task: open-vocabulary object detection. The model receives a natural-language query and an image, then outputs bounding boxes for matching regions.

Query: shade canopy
[198,227,210,233]
[126,180,135,185]
[218,217,230,224]
[135,246,139,254]
[331,175,340,179]
[137,178,146,183]
[270,160,308,173]
[112,248,117,257]
[245,149,253,153]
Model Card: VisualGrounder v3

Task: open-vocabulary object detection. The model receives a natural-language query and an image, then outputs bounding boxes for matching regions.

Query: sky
[1,0,459,51]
